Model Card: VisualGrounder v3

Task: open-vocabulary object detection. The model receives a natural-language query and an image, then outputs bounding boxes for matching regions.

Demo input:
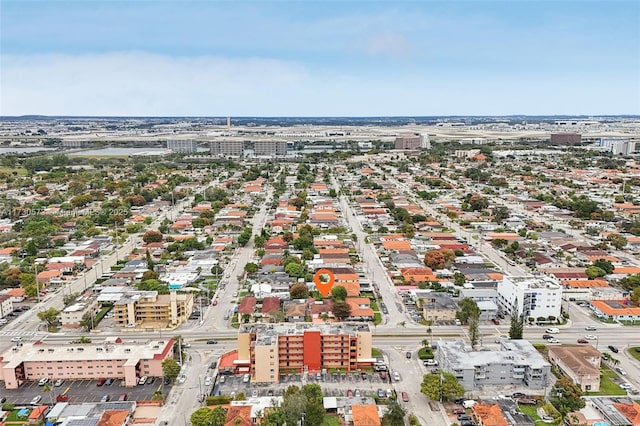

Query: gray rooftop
[439,339,550,369]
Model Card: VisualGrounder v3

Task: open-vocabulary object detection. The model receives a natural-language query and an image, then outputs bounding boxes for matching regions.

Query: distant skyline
[1,1,639,117]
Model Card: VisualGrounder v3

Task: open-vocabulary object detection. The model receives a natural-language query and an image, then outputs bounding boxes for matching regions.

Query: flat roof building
[167,139,197,153]
[237,322,372,383]
[497,276,562,320]
[113,290,193,329]
[437,339,551,391]
[0,338,174,389]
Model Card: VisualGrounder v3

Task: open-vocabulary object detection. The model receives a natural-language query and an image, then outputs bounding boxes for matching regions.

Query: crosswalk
[0,330,42,338]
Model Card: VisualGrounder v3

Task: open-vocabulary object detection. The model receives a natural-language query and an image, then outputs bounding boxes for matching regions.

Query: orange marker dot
[313,269,335,297]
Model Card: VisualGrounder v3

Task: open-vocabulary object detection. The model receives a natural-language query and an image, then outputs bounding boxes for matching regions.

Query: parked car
[354,389,361,397]
[491,318,500,325]
[96,378,106,386]
[101,394,111,402]
[458,414,472,421]
[118,393,127,401]
[377,389,386,398]
[511,392,526,399]
[401,392,409,402]
[346,389,353,397]
[518,398,538,405]
[405,351,412,359]
[138,376,147,385]
[616,367,627,375]
[30,395,42,405]
[242,374,250,383]
[54,379,64,387]
[105,378,113,386]
[393,372,401,382]
[38,377,49,386]
[424,359,438,366]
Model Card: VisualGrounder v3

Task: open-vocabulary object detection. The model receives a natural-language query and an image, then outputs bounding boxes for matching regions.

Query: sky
[1,0,639,116]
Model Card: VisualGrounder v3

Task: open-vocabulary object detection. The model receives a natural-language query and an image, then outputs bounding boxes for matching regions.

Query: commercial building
[0,337,174,389]
[237,323,372,383]
[253,140,287,157]
[548,345,601,392]
[210,140,244,157]
[394,134,424,150]
[496,276,562,319]
[166,139,197,153]
[113,290,193,328]
[437,339,551,390]
[60,297,100,328]
[550,133,582,145]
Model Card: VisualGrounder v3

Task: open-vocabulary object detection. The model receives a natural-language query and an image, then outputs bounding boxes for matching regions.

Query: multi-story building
[598,138,636,156]
[420,293,458,323]
[60,297,100,328]
[166,139,197,153]
[394,134,422,150]
[496,276,562,320]
[0,337,174,389]
[210,140,244,157]
[550,133,582,145]
[548,345,601,392]
[237,323,372,383]
[0,293,14,319]
[113,291,193,328]
[437,339,551,390]
[253,140,287,157]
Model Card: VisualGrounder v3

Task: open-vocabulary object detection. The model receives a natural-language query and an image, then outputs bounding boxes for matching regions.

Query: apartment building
[166,139,197,153]
[394,134,428,150]
[113,290,193,328]
[437,339,551,390]
[61,297,100,328]
[237,323,372,383]
[0,294,14,319]
[210,140,244,157]
[0,338,174,389]
[598,138,636,156]
[548,345,601,392]
[253,140,287,157]
[496,276,562,319]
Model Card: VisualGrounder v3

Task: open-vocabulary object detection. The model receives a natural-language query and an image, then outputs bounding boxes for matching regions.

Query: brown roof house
[548,345,601,392]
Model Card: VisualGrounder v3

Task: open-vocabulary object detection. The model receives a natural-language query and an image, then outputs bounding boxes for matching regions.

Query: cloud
[366,33,415,60]
[0,52,311,116]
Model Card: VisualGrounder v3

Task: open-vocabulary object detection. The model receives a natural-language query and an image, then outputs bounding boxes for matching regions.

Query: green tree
[71,336,92,344]
[289,283,309,299]
[509,314,524,340]
[142,230,163,243]
[420,372,465,401]
[606,233,628,250]
[585,265,606,279]
[244,262,259,275]
[284,262,305,278]
[453,272,466,286]
[630,287,640,305]
[382,402,406,426]
[592,259,614,275]
[162,358,181,381]
[456,298,480,325]
[25,239,38,256]
[190,407,215,426]
[37,308,60,327]
[79,311,97,331]
[332,300,352,320]
[211,407,226,426]
[551,375,586,415]
[330,285,347,301]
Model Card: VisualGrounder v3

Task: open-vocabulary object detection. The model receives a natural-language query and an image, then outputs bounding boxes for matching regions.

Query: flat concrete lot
[0,378,171,405]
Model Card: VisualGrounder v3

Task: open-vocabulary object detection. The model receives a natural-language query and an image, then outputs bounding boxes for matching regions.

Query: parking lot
[0,377,169,405]
[211,370,400,399]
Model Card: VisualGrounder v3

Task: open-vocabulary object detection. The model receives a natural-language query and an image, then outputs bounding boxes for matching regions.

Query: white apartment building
[61,298,100,328]
[167,139,197,153]
[598,138,636,156]
[497,276,562,319]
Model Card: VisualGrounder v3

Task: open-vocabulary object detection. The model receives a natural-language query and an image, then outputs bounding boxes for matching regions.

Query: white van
[545,328,560,334]
[462,399,477,409]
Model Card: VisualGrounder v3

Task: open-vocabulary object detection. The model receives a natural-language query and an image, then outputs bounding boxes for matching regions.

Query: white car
[620,383,633,389]
[548,338,560,344]
[585,326,597,331]
[393,372,401,382]
[204,377,212,386]
[177,375,186,384]
[584,335,597,340]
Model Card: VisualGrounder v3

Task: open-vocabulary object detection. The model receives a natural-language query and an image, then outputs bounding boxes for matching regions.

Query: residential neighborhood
[0,116,639,426]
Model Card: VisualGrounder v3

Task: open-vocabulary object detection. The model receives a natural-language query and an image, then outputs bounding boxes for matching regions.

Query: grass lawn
[629,347,640,362]
[586,364,627,396]
[518,404,559,426]
[320,415,341,426]
[374,312,382,325]
[0,166,27,176]
[370,300,379,311]
[5,410,31,421]
[371,348,382,357]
